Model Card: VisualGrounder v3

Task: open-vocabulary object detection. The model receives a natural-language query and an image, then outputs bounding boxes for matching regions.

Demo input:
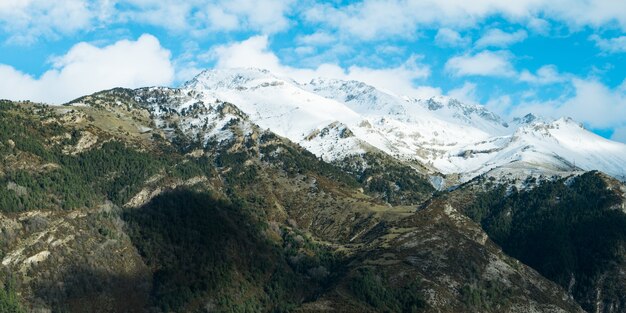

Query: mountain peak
[554,116,584,129]
[410,96,510,131]
[512,113,540,125]
[171,68,625,183]
[511,113,557,126]
[183,68,289,91]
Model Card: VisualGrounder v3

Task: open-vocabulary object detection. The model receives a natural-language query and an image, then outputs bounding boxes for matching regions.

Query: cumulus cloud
[116,1,193,31]
[210,35,440,98]
[204,7,239,31]
[303,0,626,40]
[114,0,295,34]
[445,51,516,77]
[612,127,626,143]
[4,0,626,45]
[485,94,514,117]
[475,29,528,48]
[296,32,336,46]
[0,0,295,43]
[435,28,471,47]
[0,34,174,103]
[200,0,294,33]
[527,17,551,34]
[589,34,626,53]
[508,78,626,130]
[303,1,420,40]
[519,65,566,84]
[0,0,94,44]
[555,79,626,129]
[447,82,479,104]
[294,46,316,55]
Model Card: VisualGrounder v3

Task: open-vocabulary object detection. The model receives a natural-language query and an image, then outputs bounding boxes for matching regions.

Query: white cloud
[0,0,296,43]
[303,1,420,40]
[448,82,476,103]
[116,0,294,34]
[612,126,626,143]
[519,65,566,84]
[214,0,294,33]
[296,32,336,46]
[475,29,527,48]
[294,46,316,55]
[210,35,440,98]
[485,94,514,117]
[0,34,174,104]
[589,34,626,53]
[0,0,93,44]
[445,51,516,77]
[527,17,550,34]
[204,7,240,31]
[376,45,405,55]
[117,0,191,31]
[4,0,626,45]
[447,82,479,103]
[303,0,626,40]
[509,78,626,129]
[435,28,471,47]
[556,79,626,129]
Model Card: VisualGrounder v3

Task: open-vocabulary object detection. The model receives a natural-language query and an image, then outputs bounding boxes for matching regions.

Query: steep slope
[306,79,509,140]
[445,171,626,313]
[182,69,372,162]
[120,77,436,205]
[182,68,626,185]
[183,69,507,166]
[0,96,585,312]
[440,118,626,182]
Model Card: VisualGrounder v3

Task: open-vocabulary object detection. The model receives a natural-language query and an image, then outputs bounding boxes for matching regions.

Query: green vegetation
[0,278,25,313]
[0,101,356,311]
[459,280,511,310]
[281,227,344,285]
[67,87,138,109]
[350,267,425,312]
[259,132,359,188]
[122,189,316,312]
[0,139,167,212]
[340,153,434,205]
[0,102,210,213]
[461,172,626,311]
[3,98,608,312]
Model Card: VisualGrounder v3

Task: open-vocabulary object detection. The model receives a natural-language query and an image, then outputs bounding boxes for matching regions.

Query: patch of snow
[134,68,626,184]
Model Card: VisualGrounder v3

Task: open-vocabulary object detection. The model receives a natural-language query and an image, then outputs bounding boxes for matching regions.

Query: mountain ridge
[175,67,626,185]
[2,76,626,312]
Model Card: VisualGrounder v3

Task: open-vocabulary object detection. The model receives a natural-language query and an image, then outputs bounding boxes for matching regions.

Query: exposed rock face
[62,131,98,155]
[1,208,151,313]
[1,92,623,313]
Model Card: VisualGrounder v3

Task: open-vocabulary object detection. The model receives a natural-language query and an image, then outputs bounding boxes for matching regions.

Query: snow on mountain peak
[304,78,407,116]
[512,113,541,125]
[183,68,293,91]
[439,114,626,182]
[420,97,509,128]
[175,68,626,183]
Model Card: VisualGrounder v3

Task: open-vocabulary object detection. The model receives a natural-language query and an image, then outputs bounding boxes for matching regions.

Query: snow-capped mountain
[438,118,626,181]
[181,68,626,183]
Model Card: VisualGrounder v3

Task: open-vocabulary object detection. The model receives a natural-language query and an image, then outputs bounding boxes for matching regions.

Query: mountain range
[181,68,626,185]
[1,68,626,313]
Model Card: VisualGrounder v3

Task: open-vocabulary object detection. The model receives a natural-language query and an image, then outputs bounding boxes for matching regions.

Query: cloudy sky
[1,0,626,142]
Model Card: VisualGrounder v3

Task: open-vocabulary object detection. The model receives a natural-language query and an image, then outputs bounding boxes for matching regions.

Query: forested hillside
[0,94,623,312]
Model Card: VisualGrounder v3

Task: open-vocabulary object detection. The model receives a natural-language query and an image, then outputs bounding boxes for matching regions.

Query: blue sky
[1,0,626,142]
